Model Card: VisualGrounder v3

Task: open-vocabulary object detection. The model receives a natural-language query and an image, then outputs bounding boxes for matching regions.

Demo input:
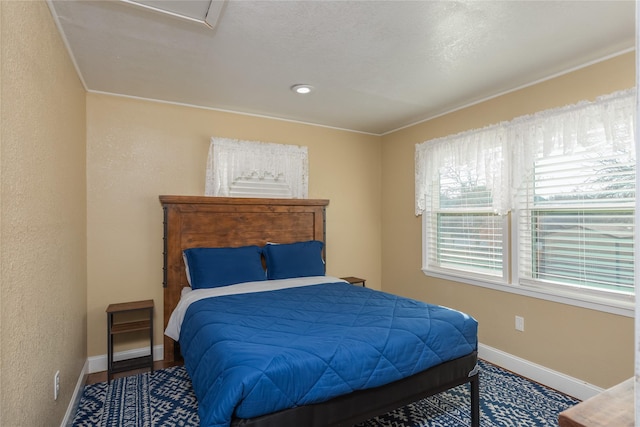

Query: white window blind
[432,212,505,277]
[517,135,635,294]
[424,148,507,279]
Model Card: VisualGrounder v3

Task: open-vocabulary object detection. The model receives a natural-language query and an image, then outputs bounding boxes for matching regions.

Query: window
[425,154,508,280]
[517,138,635,295]
[206,137,308,199]
[416,89,635,308]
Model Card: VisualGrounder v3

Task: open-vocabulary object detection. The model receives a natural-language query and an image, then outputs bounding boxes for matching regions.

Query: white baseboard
[478,343,603,401]
[60,359,88,427]
[87,345,165,374]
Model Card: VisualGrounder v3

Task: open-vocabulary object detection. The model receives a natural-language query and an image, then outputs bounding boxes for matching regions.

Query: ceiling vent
[120,0,226,29]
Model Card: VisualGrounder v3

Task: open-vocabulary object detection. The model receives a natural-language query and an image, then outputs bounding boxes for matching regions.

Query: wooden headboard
[159,195,330,362]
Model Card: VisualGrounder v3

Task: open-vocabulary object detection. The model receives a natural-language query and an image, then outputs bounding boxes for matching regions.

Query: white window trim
[417,89,636,317]
[421,213,634,318]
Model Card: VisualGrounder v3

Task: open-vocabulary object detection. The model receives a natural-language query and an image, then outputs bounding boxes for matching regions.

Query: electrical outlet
[515,316,525,332]
[54,370,60,400]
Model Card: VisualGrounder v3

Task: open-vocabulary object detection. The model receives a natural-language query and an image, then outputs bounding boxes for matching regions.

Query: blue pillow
[183,246,266,289]
[263,240,325,280]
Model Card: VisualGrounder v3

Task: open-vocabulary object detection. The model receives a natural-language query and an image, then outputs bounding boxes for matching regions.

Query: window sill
[422,268,634,318]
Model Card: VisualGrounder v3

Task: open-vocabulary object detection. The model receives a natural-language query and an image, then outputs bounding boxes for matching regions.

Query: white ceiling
[48,0,636,135]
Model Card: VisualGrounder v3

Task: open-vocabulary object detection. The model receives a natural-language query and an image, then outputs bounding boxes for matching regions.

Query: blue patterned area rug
[72,360,579,426]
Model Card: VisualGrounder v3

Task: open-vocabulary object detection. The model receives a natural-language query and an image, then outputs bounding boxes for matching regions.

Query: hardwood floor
[86,360,184,385]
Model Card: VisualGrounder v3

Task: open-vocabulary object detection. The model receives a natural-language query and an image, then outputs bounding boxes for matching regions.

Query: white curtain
[415,88,636,216]
[415,123,509,215]
[206,137,309,198]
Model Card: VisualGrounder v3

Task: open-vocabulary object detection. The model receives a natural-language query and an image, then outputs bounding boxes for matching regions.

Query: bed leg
[470,373,480,427]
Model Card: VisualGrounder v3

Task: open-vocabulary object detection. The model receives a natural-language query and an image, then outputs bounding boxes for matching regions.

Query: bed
[160,195,480,427]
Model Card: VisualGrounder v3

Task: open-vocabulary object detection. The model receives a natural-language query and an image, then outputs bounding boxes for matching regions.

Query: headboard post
[159,195,330,362]
[162,205,168,288]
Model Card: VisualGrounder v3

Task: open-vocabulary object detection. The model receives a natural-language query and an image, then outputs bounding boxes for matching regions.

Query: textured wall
[381,52,635,389]
[85,94,382,357]
[0,2,87,425]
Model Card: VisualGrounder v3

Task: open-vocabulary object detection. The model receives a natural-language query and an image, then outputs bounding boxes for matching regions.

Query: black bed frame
[232,352,480,427]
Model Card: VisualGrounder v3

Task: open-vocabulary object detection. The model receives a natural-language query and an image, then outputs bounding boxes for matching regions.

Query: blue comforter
[179,281,478,427]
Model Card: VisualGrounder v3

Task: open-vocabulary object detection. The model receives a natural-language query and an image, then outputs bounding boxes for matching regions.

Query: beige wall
[0,2,87,426]
[86,94,382,356]
[381,52,636,389]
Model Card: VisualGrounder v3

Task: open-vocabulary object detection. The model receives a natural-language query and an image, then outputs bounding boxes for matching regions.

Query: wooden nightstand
[106,299,154,383]
[341,276,366,287]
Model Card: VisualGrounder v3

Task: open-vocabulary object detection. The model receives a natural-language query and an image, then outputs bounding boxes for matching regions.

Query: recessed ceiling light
[291,84,314,94]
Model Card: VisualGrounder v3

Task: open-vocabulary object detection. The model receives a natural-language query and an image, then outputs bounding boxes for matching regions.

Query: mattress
[167,277,478,427]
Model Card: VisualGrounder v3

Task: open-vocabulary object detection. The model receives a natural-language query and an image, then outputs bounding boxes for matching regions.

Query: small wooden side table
[341,276,366,287]
[558,377,633,427]
[106,299,154,383]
